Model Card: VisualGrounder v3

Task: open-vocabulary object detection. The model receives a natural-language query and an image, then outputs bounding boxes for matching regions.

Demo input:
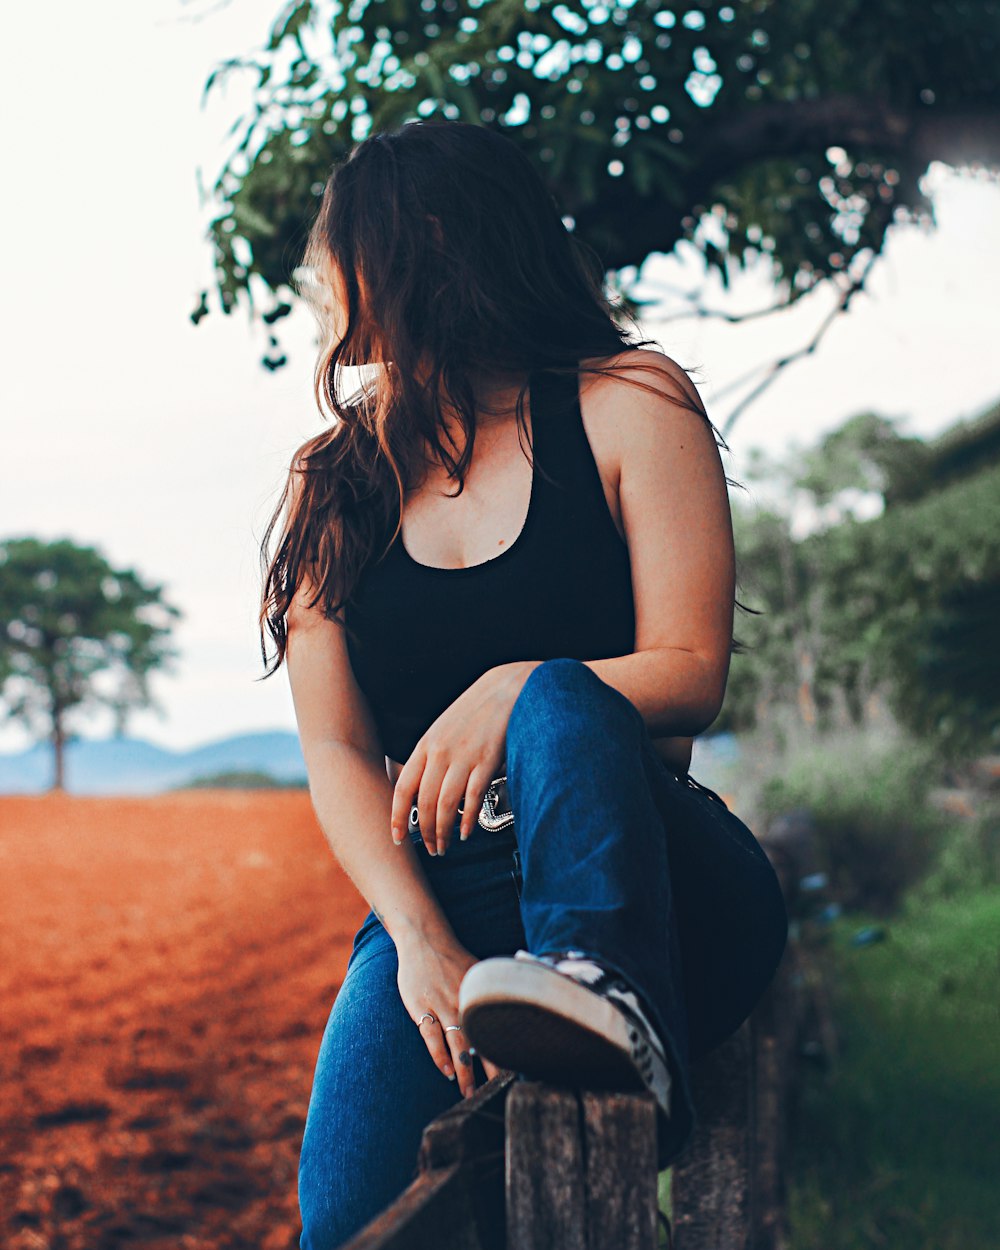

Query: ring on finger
[416,1012,437,1027]
[444,1024,462,1034]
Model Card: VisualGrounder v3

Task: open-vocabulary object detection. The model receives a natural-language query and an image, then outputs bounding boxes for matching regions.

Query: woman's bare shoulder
[580,348,706,414]
[576,349,710,526]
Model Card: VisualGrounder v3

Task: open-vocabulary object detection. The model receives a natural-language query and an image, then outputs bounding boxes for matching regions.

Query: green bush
[172,769,308,790]
[907,792,1000,907]
[757,730,950,915]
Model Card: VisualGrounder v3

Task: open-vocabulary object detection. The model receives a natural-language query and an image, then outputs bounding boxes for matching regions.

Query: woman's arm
[581,349,735,737]
[286,577,505,1095]
[285,578,454,952]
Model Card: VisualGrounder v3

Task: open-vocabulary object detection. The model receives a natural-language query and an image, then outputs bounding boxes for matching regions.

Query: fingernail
[460,828,469,842]
[444,1065,455,1079]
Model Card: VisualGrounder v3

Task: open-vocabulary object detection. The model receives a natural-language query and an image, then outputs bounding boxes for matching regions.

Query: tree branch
[701,95,1000,179]
[718,249,879,438]
[573,97,1000,272]
[640,280,821,326]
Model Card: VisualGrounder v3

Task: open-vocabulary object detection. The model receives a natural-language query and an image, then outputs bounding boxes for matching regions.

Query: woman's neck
[414,360,529,429]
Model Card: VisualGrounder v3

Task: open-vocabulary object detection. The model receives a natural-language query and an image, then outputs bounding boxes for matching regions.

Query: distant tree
[725,411,1000,759]
[849,463,1000,757]
[196,0,1000,424]
[793,412,928,515]
[0,538,182,792]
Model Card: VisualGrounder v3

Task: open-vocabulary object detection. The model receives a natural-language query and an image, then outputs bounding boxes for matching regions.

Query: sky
[2,0,999,754]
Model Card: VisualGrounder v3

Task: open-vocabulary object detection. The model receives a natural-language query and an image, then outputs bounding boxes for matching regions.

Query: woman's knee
[508,657,641,749]
[516,657,600,703]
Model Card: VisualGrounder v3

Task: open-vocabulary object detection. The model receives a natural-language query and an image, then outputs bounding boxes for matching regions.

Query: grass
[786,886,1000,1249]
[656,887,999,1248]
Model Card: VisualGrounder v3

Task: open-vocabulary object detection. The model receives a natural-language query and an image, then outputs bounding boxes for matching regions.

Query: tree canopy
[724,399,1000,760]
[196,0,1000,383]
[0,538,182,791]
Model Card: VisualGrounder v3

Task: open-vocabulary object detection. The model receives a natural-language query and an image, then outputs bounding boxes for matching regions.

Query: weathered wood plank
[750,948,799,1250]
[750,814,814,1250]
[669,824,803,1250]
[581,1090,660,1250]
[671,1019,753,1250]
[340,1163,480,1250]
[341,1071,515,1250]
[419,1068,515,1170]
[506,1081,586,1250]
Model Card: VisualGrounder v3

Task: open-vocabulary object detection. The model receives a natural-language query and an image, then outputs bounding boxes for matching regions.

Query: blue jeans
[298,659,789,1249]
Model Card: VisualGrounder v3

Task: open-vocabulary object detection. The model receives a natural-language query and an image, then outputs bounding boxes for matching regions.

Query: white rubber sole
[458,956,667,1100]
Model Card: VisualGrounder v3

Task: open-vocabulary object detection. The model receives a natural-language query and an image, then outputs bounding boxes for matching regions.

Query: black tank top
[344,365,636,764]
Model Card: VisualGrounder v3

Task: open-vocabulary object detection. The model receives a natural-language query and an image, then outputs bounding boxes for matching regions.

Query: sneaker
[458,948,671,1123]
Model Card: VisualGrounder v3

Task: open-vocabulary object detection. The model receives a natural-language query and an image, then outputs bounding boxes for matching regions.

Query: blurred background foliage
[723,397,1000,762]
[718,395,1000,1245]
[194,0,1000,373]
[711,392,1000,951]
[720,395,1000,1245]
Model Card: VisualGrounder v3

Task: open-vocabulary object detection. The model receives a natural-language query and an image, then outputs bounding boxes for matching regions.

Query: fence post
[671,1021,754,1249]
[339,1071,513,1250]
[505,1082,660,1250]
[669,821,805,1250]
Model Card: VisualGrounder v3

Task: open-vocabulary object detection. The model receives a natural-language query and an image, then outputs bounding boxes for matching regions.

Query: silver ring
[416,1012,437,1027]
[444,1024,462,1033]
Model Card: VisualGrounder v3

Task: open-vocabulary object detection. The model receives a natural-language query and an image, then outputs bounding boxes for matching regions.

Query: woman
[258,119,788,1249]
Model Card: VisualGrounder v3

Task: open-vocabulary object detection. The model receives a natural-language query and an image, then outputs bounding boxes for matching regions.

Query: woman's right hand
[396,935,506,1098]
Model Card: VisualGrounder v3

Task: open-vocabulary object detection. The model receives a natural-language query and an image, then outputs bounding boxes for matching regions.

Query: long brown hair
[258,118,747,678]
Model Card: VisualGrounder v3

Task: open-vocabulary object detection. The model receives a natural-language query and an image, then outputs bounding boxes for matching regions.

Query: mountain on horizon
[0,730,308,796]
[0,728,739,797]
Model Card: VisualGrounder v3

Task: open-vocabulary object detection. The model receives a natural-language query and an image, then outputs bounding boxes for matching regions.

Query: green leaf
[232,200,278,238]
[268,1,313,53]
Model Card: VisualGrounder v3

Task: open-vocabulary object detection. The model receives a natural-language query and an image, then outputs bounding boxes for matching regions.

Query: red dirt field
[0,791,369,1250]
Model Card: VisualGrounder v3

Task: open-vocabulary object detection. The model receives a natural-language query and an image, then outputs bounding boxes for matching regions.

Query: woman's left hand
[391,660,540,856]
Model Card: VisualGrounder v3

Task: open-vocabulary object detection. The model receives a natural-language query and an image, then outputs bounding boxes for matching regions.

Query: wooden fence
[340,817,817,1250]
